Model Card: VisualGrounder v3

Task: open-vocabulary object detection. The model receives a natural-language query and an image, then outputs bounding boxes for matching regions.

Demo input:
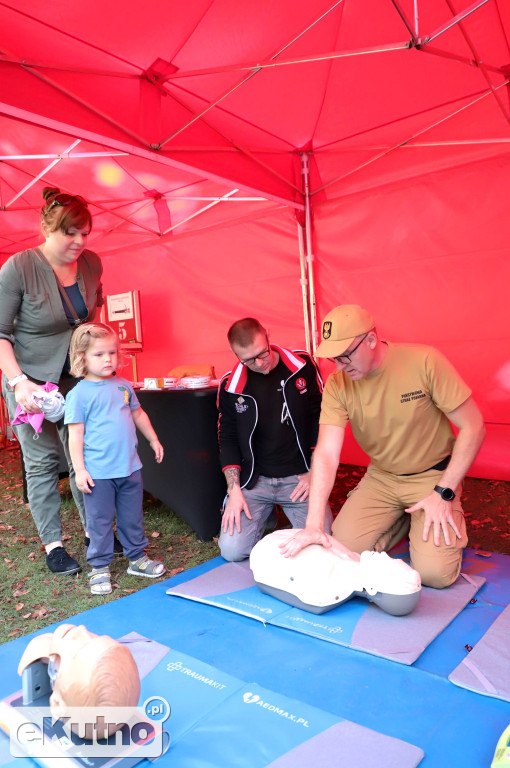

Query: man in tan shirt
[281,305,485,588]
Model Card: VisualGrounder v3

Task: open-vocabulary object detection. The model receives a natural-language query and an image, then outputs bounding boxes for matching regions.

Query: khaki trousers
[331,463,468,589]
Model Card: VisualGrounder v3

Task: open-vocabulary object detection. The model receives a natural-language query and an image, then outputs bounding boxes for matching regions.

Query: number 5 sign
[105,290,143,351]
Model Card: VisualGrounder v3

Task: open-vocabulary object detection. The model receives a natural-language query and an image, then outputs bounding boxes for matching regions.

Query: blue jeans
[219,474,333,562]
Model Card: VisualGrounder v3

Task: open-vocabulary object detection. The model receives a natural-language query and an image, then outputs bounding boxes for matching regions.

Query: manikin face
[48,624,116,709]
[17,623,141,727]
[84,335,119,380]
[18,624,132,708]
[232,331,279,375]
[43,225,90,265]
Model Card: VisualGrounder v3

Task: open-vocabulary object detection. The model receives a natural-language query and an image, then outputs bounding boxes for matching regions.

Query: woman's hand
[14,379,44,414]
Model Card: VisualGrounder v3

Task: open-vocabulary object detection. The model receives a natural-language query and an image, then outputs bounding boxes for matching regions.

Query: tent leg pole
[300,152,319,356]
[297,221,312,355]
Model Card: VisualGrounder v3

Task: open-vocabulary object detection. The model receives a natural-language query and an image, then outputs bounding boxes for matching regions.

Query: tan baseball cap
[316,305,375,358]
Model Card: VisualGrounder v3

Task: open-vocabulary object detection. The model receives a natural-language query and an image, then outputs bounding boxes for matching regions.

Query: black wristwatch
[434,485,455,501]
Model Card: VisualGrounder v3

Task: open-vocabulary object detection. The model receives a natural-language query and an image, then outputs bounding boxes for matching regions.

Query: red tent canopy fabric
[1,0,509,478]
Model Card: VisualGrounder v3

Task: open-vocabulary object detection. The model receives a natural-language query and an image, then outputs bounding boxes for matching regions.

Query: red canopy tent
[1,0,509,477]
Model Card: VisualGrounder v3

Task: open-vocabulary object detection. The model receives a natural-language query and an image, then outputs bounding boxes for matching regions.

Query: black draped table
[136,387,225,541]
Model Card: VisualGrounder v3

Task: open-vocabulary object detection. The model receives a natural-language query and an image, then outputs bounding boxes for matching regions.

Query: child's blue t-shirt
[65,376,143,479]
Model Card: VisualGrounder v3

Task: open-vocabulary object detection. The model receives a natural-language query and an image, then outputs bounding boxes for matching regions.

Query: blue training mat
[448,601,510,702]
[166,561,485,664]
[0,550,509,768]
[138,648,424,768]
[0,647,424,768]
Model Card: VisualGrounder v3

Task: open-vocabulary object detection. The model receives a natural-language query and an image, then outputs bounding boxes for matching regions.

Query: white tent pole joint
[3,139,81,209]
[415,0,489,47]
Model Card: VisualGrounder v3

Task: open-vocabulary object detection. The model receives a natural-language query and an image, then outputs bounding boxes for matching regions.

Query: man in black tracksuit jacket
[217,317,332,561]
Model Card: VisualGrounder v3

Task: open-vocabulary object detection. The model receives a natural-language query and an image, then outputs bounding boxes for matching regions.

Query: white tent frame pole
[300,152,318,356]
[296,220,312,355]
[3,138,81,209]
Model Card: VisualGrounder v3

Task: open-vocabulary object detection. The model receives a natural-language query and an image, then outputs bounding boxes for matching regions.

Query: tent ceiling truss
[1,0,509,353]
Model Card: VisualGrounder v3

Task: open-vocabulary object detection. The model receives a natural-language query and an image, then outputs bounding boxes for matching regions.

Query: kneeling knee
[417,564,460,590]
[219,537,249,563]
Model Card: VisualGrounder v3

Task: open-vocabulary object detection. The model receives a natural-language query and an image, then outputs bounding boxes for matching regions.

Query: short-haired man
[217,317,331,561]
[281,305,485,589]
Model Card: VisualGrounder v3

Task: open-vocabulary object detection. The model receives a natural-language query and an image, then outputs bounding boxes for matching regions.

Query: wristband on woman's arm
[7,373,28,390]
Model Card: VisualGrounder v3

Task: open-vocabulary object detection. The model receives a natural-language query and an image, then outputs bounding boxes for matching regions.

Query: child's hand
[76,469,95,494]
[151,439,164,463]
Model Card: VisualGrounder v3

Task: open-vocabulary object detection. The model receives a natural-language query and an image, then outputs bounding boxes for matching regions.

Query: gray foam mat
[448,602,510,701]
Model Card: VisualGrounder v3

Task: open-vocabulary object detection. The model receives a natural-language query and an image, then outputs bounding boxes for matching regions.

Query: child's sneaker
[127,555,166,579]
[88,566,112,595]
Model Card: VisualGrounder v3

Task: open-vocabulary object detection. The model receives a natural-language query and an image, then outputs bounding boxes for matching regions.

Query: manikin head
[227,317,279,375]
[18,624,140,737]
[315,304,386,380]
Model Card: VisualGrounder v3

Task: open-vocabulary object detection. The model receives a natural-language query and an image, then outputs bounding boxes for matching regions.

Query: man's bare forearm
[224,467,241,492]
[306,451,338,529]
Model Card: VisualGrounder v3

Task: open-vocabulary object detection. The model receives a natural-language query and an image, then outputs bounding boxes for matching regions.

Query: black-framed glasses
[328,332,369,365]
[238,334,272,366]
[46,194,88,212]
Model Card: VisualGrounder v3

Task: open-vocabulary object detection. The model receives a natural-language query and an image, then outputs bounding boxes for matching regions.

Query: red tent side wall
[313,154,510,480]
[101,207,310,381]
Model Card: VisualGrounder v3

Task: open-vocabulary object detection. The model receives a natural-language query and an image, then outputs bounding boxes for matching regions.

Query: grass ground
[1,442,509,645]
[0,443,219,644]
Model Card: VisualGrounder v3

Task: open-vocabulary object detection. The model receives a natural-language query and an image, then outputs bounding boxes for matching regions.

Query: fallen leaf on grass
[62,535,71,541]
[13,589,29,597]
[31,608,49,619]
[166,546,173,551]
[151,531,161,538]
[22,613,31,619]
[15,603,24,611]
[8,630,22,636]
[170,568,184,576]
[28,552,37,561]
[123,589,135,593]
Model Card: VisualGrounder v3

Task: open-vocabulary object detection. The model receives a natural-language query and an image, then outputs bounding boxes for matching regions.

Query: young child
[65,323,166,595]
